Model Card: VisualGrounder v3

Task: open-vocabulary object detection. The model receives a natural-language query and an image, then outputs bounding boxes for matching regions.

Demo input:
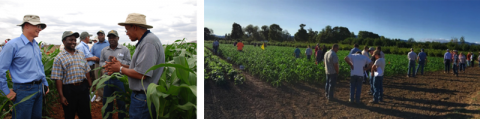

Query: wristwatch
[119,66,123,74]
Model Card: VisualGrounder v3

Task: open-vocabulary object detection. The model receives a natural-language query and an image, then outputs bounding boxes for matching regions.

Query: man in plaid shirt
[51,31,93,119]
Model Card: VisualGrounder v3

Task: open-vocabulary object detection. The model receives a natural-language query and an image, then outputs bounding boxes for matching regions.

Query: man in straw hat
[106,13,164,118]
[0,14,49,119]
[52,31,93,119]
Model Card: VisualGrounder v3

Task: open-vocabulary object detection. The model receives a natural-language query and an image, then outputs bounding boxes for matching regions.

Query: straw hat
[17,15,47,29]
[118,13,153,29]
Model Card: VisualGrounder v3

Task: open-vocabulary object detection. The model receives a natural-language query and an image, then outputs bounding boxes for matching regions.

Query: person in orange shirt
[237,40,244,51]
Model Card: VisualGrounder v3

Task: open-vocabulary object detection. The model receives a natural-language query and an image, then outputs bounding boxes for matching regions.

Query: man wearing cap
[52,31,93,119]
[90,30,110,102]
[444,49,452,73]
[0,15,49,119]
[100,30,130,119]
[407,48,417,78]
[106,13,164,118]
[416,49,427,75]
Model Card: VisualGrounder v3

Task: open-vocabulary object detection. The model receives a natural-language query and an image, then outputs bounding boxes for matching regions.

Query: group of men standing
[443,49,476,77]
[0,13,165,119]
[406,48,428,78]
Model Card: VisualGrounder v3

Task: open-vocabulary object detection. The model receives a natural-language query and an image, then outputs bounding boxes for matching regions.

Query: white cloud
[0,0,197,45]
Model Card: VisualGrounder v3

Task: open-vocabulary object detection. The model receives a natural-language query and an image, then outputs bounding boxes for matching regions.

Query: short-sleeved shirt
[361,50,370,58]
[75,41,95,66]
[418,52,427,61]
[294,48,300,58]
[347,54,371,76]
[100,45,131,67]
[467,54,471,60]
[374,58,386,76]
[349,47,361,55]
[237,42,244,50]
[444,52,452,60]
[460,55,466,63]
[324,49,339,74]
[453,54,459,65]
[129,30,165,91]
[306,48,312,55]
[91,40,110,62]
[408,51,417,61]
[51,50,91,84]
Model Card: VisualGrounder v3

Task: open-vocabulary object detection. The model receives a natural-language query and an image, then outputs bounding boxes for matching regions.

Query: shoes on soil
[369,100,378,103]
[95,96,102,102]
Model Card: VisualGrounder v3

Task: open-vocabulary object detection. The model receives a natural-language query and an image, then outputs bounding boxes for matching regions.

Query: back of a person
[419,52,427,61]
[361,50,369,58]
[324,50,337,74]
[237,42,244,50]
[317,49,323,60]
[306,48,312,55]
[295,48,300,58]
[349,54,369,76]
[129,33,164,90]
[408,51,417,60]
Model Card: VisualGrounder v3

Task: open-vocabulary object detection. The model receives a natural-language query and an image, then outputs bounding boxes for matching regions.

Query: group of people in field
[322,44,386,104]
[443,49,477,77]
[0,13,165,119]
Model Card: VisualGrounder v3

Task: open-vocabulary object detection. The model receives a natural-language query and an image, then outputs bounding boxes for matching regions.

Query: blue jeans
[408,60,416,77]
[369,73,374,93]
[130,92,156,119]
[103,78,126,119]
[467,61,470,66]
[416,61,425,75]
[460,63,465,71]
[325,74,337,99]
[12,83,43,119]
[350,76,363,103]
[373,76,384,102]
[307,55,311,60]
[213,46,218,55]
[445,59,451,72]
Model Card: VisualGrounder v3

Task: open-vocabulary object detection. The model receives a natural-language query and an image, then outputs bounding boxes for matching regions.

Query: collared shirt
[51,50,91,84]
[75,41,95,66]
[91,40,110,61]
[444,52,452,60]
[324,49,339,74]
[213,41,219,46]
[305,48,312,55]
[0,34,48,95]
[129,30,165,91]
[349,47,361,55]
[100,45,131,67]
[346,54,371,76]
[418,52,427,61]
[408,51,417,60]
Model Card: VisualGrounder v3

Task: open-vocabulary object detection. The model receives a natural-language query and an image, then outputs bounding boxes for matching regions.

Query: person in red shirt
[314,43,319,58]
[467,52,471,67]
[237,40,244,51]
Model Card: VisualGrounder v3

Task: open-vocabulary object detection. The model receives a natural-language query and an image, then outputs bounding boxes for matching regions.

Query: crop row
[204,48,244,85]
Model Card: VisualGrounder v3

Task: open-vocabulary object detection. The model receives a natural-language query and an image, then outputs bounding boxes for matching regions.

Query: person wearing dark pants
[370,50,385,103]
[407,48,417,77]
[444,49,452,73]
[52,31,93,119]
[452,50,459,77]
[99,30,131,119]
[344,51,372,104]
[324,44,339,101]
[416,49,427,75]
[213,40,219,55]
[471,52,475,67]
[459,52,466,73]
[107,13,165,118]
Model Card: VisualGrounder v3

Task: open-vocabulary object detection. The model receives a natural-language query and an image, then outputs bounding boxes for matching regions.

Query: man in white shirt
[407,48,417,77]
[370,50,385,103]
[344,51,373,104]
[361,46,370,84]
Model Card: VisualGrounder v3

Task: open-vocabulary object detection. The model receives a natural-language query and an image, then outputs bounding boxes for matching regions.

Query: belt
[24,80,42,84]
[133,90,145,94]
[66,79,85,86]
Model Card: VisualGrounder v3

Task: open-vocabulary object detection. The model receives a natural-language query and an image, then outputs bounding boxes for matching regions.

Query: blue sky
[205,0,480,43]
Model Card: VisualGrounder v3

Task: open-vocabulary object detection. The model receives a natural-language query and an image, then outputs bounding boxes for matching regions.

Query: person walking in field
[467,52,471,67]
[470,52,475,67]
[344,51,373,104]
[315,43,320,58]
[349,44,361,55]
[370,50,385,103]
[213,40,219,55]
[0,15,49,119]
[237,40,244,51]
[416,49,427,75]
[324,44,339,101]
[294,46,301,58]
[444,49,452,73]
[316,47,323,65]
[453,50,459,77]
[407,48,417,78]
[459,52,466,73]
[306,45,312,60]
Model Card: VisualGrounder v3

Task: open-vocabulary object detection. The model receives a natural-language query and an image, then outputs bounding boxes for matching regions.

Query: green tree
[294,24,308,42]
[231,22,244,39]
[408,38,415,43]
[460,36,465,44]
[261,25,269,41]
[204,27,214,40]
[268,24,283,41]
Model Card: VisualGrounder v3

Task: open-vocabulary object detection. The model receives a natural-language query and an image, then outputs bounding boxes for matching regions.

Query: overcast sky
[0,0,197,45]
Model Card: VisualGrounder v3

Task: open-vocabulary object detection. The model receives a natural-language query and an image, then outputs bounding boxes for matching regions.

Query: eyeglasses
[34,25,43,30]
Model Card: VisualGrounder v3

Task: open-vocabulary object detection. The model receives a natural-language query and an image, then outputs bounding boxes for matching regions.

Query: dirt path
[205,57,480,118]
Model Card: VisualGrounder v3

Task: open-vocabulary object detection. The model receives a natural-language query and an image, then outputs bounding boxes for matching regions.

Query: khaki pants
[92,63,104,97]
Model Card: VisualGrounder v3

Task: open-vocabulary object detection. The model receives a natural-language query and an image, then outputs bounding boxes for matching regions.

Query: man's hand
[106,57,121,72]
[6,89,16,101]
[60,96,68,106]
[46,86,49,95]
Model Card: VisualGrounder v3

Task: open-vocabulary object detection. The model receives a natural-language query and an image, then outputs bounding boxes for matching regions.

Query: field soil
[205,53,480,119]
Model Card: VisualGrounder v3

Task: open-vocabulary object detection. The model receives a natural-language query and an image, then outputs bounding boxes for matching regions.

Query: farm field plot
[205,43,480,119]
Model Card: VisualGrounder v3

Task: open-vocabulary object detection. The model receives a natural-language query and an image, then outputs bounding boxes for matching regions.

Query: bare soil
[205,61,480,119]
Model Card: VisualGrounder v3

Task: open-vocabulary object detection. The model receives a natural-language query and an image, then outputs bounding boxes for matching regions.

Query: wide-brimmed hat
[118,13,153,29]
[62,31,79,40]
[17,15,47,29]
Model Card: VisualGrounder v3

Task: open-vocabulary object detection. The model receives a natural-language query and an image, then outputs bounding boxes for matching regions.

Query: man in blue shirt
[213,40,219,55]
[444,49,452,73]
[90,30,109,102]
[416,49,427,75]
[294,46,301,58]
[0,14,49,119]
[349,44,361,55]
